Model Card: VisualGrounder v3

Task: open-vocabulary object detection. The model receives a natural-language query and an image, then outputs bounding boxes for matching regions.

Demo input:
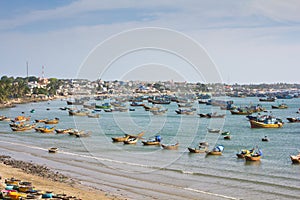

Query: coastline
[0,95,70,109]
[0,155,125,200]
[0,94,299,199]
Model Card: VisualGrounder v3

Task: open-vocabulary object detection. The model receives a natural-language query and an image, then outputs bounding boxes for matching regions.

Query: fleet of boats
[0,94,299,165]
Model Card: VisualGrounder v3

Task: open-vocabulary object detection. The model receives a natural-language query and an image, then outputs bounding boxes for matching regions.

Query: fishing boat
[271,103,288,109]
[230,109,253,115]
[66,99,84,105]
[114,107,128,112]
[142,140,160,145]
[130,102,145,106]
[75,131,91,138]
[161,142,179,150]
[224,135,231,140]
[83,103,96,109]
[199,141,209,148]
[35,118,48,123]
[206,145,224,155]
[0,116,10,121]
[148,98,171,104]
[198,99,210,104]
[245,149,262,161]
[142,135,161,145]
[198,112,225,118]
[250,119,283,128]
[128,131,145,139]
[11,123,35,131]
[12,116,30,122]
[143,105,161,111]
[35,126,45,132]
[262,136,269,142]
[188,146,207,153]
[95,102,111,109]
[207,113,225,118]
[68,109,89,116]
[175,109,194,115]
[112,132,144,142]
[221,131,230,135]
[40,126,55,133]
[290,153,300,164]
[68,129,82,136]
[198,113,209,118]
[207,128,221,133]
[177,102,193,108]
[55,128,72,134]
[236,149,254,159]
[44,118,59,124]
[245,154,261,161]
[123,137,139,144]
[259,97,276,102]
[87,113,100,118]
[48,147,58,153]
[286,117,300,123]
[10,121,24,127]
[112,135,130,142]
[150,109,168,115]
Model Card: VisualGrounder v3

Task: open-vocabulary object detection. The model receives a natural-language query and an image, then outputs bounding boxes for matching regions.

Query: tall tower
[26,61,29,78]
[42,65,45,79]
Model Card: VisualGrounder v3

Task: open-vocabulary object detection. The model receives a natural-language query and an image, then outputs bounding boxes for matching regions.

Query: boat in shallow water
[48,147,58,153]
[206,145,224,156]
[161,142,179,150]
[142,135,162,145]
[236,149,254,159]
[290,153,300,164]
[250,119,283,128]
[286,117,300,123]
[44,118,59,124]
[188,146,207,153]
[245,149,262,161]
[123,137,139,144]
[112,132,144,142]
[271,103,288,109]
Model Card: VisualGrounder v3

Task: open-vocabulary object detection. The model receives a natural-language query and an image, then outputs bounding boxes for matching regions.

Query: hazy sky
[0,0,299,84]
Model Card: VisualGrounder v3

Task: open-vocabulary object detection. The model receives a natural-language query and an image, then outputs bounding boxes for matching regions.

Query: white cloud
[251,0,300,23]
[0,1,299,83]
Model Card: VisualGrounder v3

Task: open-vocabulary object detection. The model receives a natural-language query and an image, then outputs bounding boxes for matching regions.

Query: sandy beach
[0,158,125,200]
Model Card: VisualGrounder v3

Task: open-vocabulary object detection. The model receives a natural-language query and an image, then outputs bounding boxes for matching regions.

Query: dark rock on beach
[0,155,71,184]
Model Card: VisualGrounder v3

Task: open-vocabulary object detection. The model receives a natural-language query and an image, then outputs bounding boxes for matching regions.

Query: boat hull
[112,136,130,142]
[142,141,160,145]
[245,155,261,161]
[290,155,300,164]
[250,120,283,128]
[161,143,179,150]
[188,147,206,153]
[206,151,222,155]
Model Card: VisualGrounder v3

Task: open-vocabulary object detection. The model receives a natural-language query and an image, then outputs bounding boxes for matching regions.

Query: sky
[0,0,299,84]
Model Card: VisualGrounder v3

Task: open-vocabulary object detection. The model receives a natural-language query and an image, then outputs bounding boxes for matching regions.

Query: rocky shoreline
[0,96,64,109]
[0,155,124,199]
[0,155,73,184]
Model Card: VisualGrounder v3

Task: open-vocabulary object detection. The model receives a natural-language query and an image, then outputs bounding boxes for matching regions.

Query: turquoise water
[0,97,299,200]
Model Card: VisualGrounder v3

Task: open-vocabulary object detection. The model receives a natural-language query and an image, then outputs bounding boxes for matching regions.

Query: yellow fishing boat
[250,120,283,128]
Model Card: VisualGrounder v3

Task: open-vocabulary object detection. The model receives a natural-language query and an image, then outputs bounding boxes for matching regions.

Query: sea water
[0,97,299,200]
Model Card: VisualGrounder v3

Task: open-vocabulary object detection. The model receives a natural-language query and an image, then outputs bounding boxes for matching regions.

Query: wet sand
[0,159,125,200]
